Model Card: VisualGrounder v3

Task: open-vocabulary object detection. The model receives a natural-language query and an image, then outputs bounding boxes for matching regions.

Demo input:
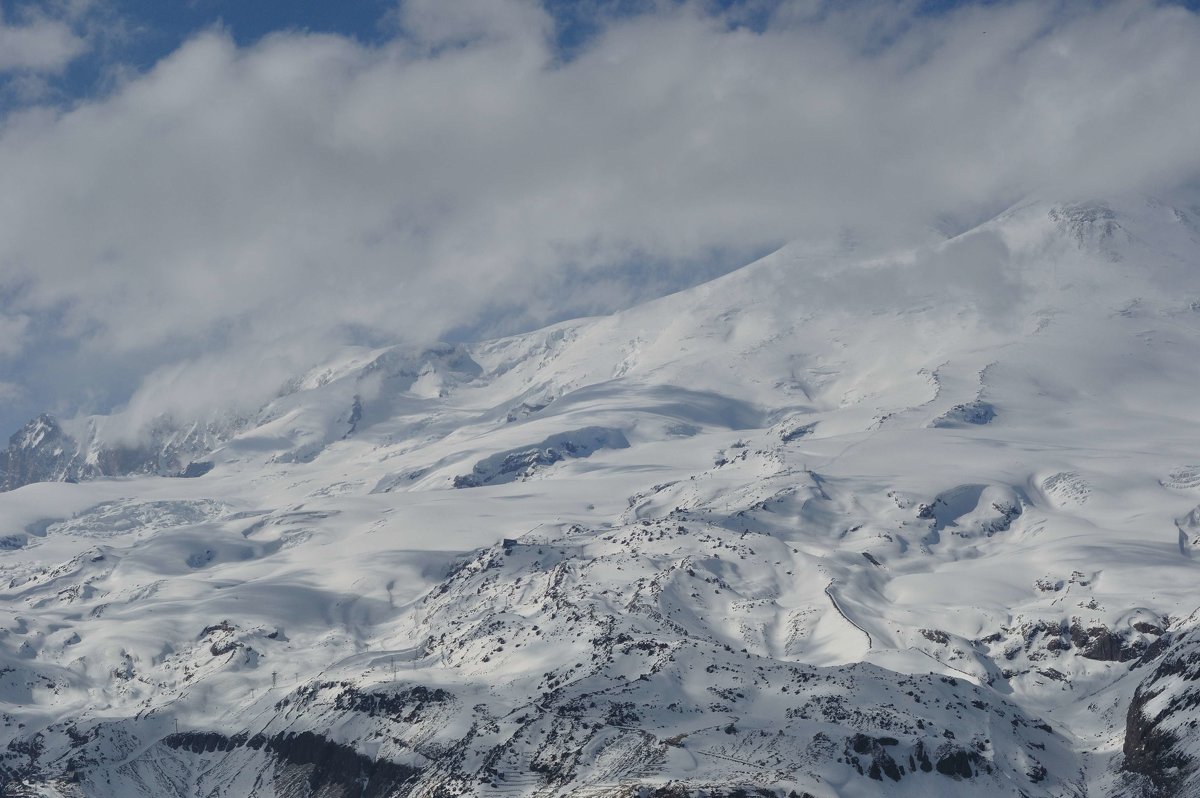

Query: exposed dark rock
[200,621,235,637]
[330,684,453,722]
[0,413,227,492]
[780,422,817,442]
[931,401,996,428]
[920,629,950,645]
[843,734,902,782]
[164,729,421,798]
[1133,634,1173,669]
[605,701,641,726]
[0,416,85,492]
[453,427,628,488]
[1121,626,1200,794]
[345,396,363,436]
[1122,686,1187,792]
[1134,621,1166,636]
[935,748,982,779]
[1070,622,1143,662]
[178,461,214,478]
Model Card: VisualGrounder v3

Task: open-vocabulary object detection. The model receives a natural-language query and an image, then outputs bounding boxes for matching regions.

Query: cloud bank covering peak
[1,0,1199,436]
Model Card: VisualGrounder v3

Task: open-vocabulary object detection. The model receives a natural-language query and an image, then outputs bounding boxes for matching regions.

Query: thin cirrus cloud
[0,0,1199,436]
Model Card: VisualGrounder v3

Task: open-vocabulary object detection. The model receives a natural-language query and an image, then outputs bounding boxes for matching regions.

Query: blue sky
[20,0,1200,104]
[1,0,1200,439]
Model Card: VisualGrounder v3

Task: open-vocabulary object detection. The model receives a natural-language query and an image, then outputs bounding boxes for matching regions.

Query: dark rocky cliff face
[1121,625,1200,796]
[164,730,421,798]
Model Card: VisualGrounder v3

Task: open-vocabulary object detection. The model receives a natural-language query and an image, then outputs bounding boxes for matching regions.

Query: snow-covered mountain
[0,413,232,491]
[0,196,1198,796]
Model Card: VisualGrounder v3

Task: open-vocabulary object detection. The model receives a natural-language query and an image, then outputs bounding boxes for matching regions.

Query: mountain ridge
[0,195,1197,795]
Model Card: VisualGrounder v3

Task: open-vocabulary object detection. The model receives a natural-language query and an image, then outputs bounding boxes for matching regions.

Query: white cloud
[0,312,28,357]
[0,13,86,73]
[0,0,1199,433]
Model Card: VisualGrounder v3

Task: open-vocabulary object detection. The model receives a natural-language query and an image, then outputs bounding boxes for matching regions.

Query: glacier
[0,197,1198,796]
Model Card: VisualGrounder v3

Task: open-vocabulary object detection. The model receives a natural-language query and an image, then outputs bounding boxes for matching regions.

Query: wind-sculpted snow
[0,196,1199,795]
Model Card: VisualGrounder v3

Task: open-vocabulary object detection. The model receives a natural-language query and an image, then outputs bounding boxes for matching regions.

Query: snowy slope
[0,196,1198,796]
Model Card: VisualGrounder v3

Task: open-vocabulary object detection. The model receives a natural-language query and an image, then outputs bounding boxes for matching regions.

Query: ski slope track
[0,196,1198,796]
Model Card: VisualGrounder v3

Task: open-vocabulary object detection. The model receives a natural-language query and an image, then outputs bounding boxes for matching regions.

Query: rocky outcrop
[931,401,996,428]
[0,414,225,493]
[164,730,421,798]
[452,427,629,488]
[1121,624,1200,796]
[0,415,86,491]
